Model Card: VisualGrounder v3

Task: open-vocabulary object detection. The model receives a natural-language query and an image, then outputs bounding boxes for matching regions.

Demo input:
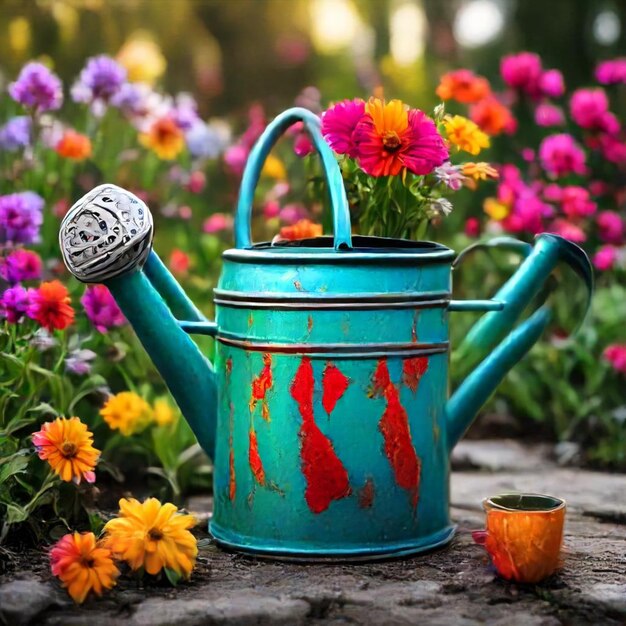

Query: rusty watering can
[59,108,593,560]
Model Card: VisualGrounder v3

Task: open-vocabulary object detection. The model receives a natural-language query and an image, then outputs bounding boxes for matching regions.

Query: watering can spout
[446,233,593,450]
[59,185,219,458]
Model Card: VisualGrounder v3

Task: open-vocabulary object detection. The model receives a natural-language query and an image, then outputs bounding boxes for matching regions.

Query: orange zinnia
[27,280,75,331]
[139,117,184,160]
[50,532,119,603]
[462,162,499,181]
[470,97,516,136]
[436,69,491,104]
[33,416,100,484]
[279,219,323,241]
[56,130,92,160]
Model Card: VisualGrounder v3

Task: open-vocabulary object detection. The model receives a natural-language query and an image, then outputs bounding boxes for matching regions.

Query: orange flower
[104,498,197,578]
[169,249,190,275]
[139,117,184,160]
[28,280,75,331]
[462,162,499,181]
[484,197,510,220]
[33,416,100,484]
[279,219,323,241]
[56,130,92,160]
[50,532,119,603]
[436,69,491,104]
[470,98,516,136]
[443,115,490,155]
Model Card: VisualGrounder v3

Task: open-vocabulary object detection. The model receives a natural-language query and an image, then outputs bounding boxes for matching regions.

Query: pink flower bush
[538,134,587,177]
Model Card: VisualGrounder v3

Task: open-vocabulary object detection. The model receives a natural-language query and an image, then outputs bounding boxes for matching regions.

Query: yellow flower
[484,197,510,221]
[462,162,499,181]
[153,398,177,426]
[117,37,166,84]
[104,498,197,578]
[100,391,152,436]
[139,117,185,160]
[261,154,287,180]
[443,115,490,155]
[50,532,119,603]
[33,417,99,484]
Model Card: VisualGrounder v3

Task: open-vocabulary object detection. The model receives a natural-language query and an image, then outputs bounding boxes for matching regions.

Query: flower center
[80,556,95,568]
[61,441,78,458]
[382,131,401,152]
[148,528,163,541]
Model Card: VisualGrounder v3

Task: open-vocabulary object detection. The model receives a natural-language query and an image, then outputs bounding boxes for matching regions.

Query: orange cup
[472,493,566,584]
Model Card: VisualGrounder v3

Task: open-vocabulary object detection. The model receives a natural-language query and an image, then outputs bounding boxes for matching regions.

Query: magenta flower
[9,62,63,112]
[594,245,618,272]
[71,55,126,115]
[81,285,125,333]
[500,52,542,95]
[534,103,565,127]
[203,213,233,234]
[597,211,624,244]
[279,203,309,225]
[604,344,626,374]
[321,99,366,158]
[293,131,314,157]
[561,186,596,219]
[542,183,563,203]
[539,70,565,98]
[548,219,586,243]
[1,285,32,323]
[224,145,249,176]
[569,88,619,134]
[434,162,465,190]
[539,134,587,178]
[464,217,481,238]
[0,249,42,284]
[597,135,626,164]
[0,192,44,245]
[595,59,626,85]
[0,116,31,151]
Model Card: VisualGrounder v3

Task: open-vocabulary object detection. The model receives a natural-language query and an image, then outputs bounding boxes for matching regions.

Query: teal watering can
[59,108,593,560]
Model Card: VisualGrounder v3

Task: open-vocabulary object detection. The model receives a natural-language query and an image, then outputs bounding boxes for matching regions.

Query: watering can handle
[234,107,352,251]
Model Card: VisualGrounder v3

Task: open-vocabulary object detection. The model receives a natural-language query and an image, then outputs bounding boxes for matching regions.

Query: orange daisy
[469,97,516,136]
[33,416,100,484]
[50,532,119,603]
[436,69,491,104]
[140,117,185,160]
[27,280,75,331]
[56,130,92,160]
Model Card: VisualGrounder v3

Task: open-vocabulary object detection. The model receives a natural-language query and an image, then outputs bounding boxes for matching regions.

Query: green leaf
[164,567,183,586]
[0,452,29,485]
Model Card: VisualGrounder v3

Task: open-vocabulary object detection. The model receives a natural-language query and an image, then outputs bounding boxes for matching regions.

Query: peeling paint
[322,362,349,414]
[249,353,273,420]
[248,312,254,329]
[294,280,305,292]
[402,357,428,393]
[229,401,236,501]
[371,359,421,509]
[411,312,419,343]
[248,428,266,486]
[291,358,351,514]
[359,478,375,509]
[307,314,314,334]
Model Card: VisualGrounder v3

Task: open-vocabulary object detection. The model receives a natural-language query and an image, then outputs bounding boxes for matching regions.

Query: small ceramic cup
[472,493,566,584]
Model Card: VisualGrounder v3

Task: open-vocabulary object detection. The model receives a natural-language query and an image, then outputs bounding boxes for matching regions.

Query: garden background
[0,0,625,613]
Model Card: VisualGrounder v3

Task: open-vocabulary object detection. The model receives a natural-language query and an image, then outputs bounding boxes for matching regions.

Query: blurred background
[1,0,624,117]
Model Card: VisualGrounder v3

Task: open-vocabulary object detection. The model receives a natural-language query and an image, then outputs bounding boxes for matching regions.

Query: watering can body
[60,108,593,560]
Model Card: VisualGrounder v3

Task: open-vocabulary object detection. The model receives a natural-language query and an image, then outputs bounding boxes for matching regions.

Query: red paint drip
[291,358,351,514]
[248,429,265,486]
[359,478,375,509]
[250,353,273,420]
[372,359,421,508]
[322,362,349,414]
[402,357,428,393]
[229,445,236,500]
[225,357,233,376]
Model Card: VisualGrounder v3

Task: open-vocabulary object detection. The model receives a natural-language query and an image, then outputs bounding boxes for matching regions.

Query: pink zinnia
[539,134,587,178]
[534,103,565,127]
[597,211,624,244]
[0,248,42,284]
[500,52,542,96]
[561,186,596,219]
[604,344,626,374]
[569,89,619,134]
[203,213,233,233]
[1,285,32,323]
[595,59,626,85]
[464,217,481,238]
[223,145,249,176]
[597,135,626,164]
[81,285,125,333]
[594,245,618,272]
[321,99,366,158]
[539,70,565,98]
[548,219,586,243]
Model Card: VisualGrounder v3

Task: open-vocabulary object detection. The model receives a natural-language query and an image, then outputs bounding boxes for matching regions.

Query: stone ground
[1,440,625,626]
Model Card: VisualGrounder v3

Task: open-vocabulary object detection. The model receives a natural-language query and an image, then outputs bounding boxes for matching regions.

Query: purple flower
[0,249,42,284]
[30,328,57,352]
[81,284,125,333]
[185,121,225,159]
[0,117,31,151]
[1,285,32,323]
[65,349,97,376]
[171,93,200,131]
[71,55,126,115]
[538,134,587,178]
[595,59,626,85]
[434,162,465,191]
[9,63,63,112]
[539,70,565,98]
[0,192,44,245]
[534,103,565,127]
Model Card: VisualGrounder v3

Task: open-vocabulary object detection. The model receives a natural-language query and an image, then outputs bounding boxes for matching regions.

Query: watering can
[59,108,593,560]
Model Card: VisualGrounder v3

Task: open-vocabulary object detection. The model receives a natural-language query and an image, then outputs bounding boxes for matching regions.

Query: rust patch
[249,353,273,420]
[371,359,421,509]
[411,312,419,343]
[294,280,305,292]
[358,478,375,509]
[307,314,314,334]
[248,312,254,328]
[291,358,351,514]
[322,362,349,414]
[248,428,266,486]
[402,357,429,393]
[225,356,233,376]
[228,401,236,500]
